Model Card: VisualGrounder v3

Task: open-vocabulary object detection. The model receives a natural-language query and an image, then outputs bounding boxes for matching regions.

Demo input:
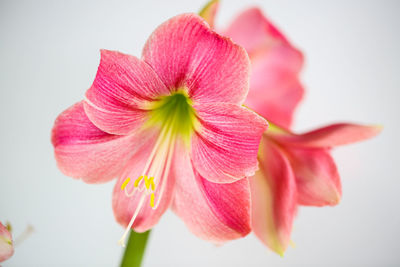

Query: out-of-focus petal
[224,8,304,128]
[199,0,219,29]
[112,134,176,232]
[246,45,304,128]
[52,102,147,184]
[273,123,382,148]
[172,146,251,243]
[287,146,342,206]
[0,222,13,262]
[191,104,267,183]
[142,14,250,105]
[252,139,297,255]
[84,50,170,135]
[224,7,289,55]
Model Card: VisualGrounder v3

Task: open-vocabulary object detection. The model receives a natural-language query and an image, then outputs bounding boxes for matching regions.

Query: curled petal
[112,133,176,232]
[287,147,342,206]
[0,222,13,262]
[252,139,297,255]
[51,102,145,184]
[191,104,268,183]
[84,50,169,135]
[142,13,250,105]
[273,123,382,148]
[172,146,251,243]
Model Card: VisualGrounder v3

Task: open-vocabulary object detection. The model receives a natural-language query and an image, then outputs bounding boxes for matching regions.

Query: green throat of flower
[146,89,199,144]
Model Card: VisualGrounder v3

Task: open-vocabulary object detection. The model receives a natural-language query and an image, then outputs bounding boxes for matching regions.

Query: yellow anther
[121,178,131,190]
[144,176,154,190]
[144,175,150,189]
[150,180,155,191]
[150,193,155,208]
[134,176,143,187]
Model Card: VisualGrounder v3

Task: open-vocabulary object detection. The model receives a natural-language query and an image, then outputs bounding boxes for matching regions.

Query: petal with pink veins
[84,50,170,135]
[252,138,297,255]
[52,102,151,184]
[273,123,382,148]
[142,14,250,105]
[172,146,251,243]
[286,146,342,206]
[191,103,268,183]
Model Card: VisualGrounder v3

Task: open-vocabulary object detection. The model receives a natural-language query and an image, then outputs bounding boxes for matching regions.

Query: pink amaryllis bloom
[52,13,268,246]
[0,222,13,262]
[202,4,381,254]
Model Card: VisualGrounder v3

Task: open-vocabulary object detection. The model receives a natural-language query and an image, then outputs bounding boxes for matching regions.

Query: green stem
[120,230,151,267]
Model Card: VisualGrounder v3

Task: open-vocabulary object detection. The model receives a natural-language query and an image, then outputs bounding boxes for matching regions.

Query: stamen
[134,176,143,187]
[121,178,131,190]
[144,176,154,190]
[150,193,155,208]
[118,106,181,246]
[117,194,146,247]
[153,137,175,209]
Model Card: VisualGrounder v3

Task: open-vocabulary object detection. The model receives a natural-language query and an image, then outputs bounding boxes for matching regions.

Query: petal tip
[329,191,341,206]
[372,124,384,134]
[270,241,287,257]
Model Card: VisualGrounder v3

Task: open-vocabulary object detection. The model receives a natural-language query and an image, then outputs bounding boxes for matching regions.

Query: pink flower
[51,14,268,245]
[254,123,381,254]
[202,5,381,254]
[0,222,14,262]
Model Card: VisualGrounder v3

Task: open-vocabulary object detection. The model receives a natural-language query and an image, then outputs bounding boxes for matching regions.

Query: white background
[0,0,398,266]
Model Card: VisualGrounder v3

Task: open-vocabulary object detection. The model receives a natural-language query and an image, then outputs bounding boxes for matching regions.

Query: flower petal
[274,123,382,148]
[172,146,251,243]
[224,7,290,57]
[51,102,146,184]
[0,222,13,262]
[245,46,304,128]
[252,139,297,255]
[112,134,176,232]
[142,14,250,105]
[287,146,342,206]
[84,50,169,135]
[191,103,268,183]
[224,8,304,128]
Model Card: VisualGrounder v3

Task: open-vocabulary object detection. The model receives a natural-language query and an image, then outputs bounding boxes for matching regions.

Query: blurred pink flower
[203,4,381,254]
[52,14,267,245]
[0,222,13,262]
